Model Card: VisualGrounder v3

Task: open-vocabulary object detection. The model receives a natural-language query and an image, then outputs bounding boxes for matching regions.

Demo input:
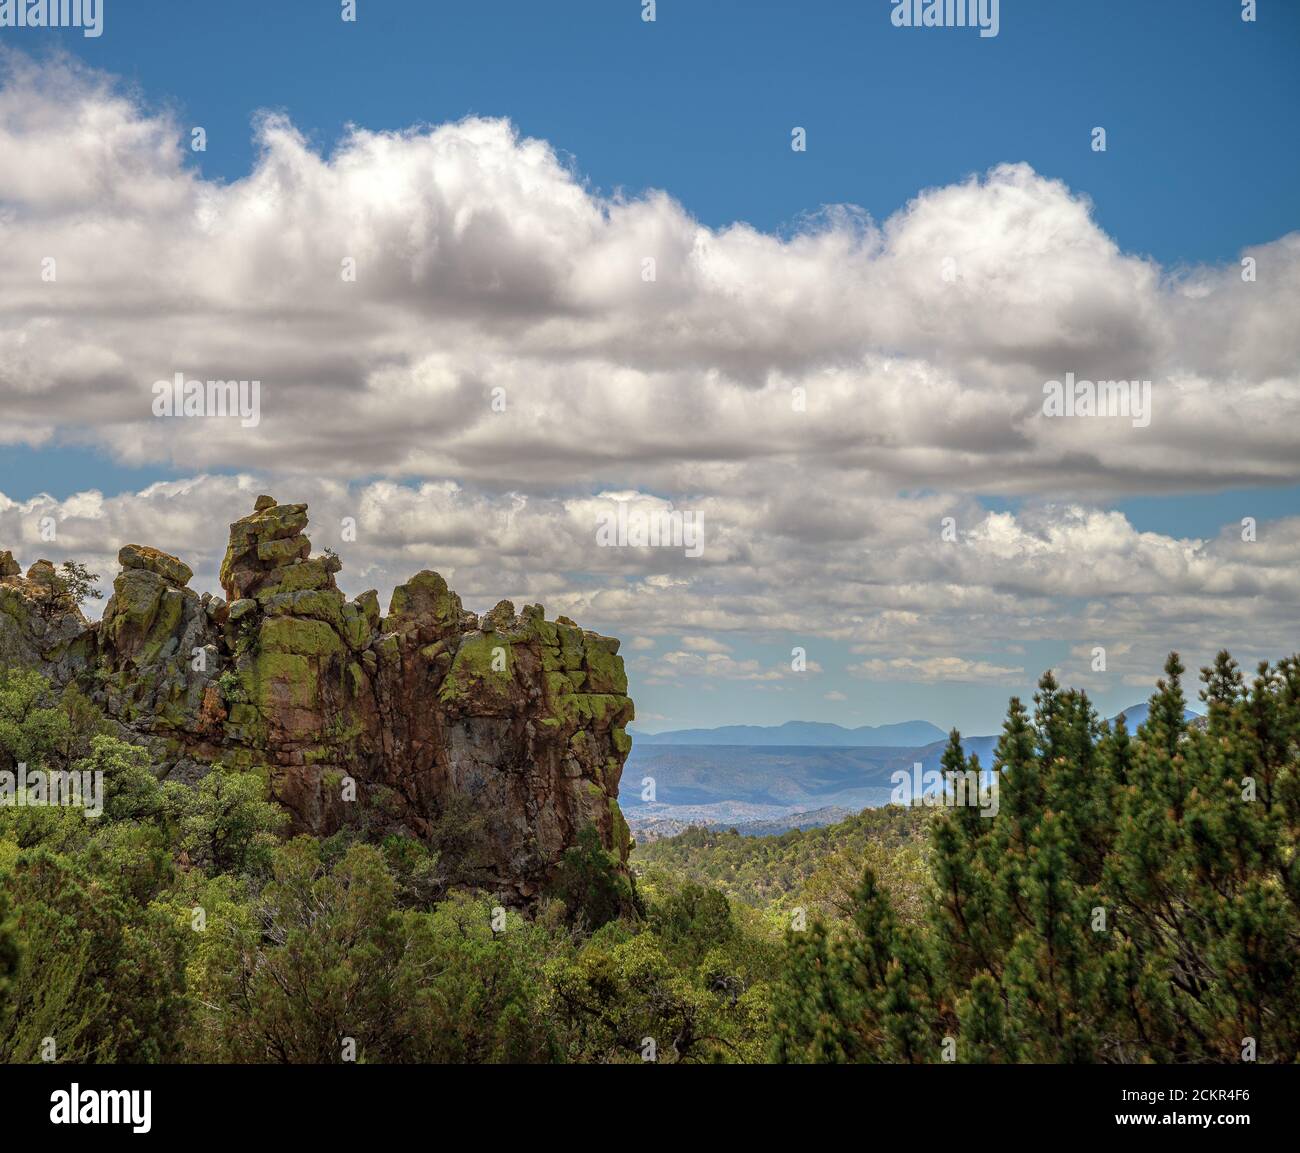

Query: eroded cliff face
[0,498,635,899]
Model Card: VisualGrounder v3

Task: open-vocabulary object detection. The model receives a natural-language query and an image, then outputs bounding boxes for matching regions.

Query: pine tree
[772,650,1300,1064]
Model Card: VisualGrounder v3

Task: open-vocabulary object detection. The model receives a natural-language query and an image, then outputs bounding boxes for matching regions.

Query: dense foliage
[772,653,1300,1063]
[1,651,1296,1063]
[0,666,778,1063]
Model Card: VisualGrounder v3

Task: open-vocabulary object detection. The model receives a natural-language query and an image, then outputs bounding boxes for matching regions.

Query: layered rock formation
[0,498,635,899]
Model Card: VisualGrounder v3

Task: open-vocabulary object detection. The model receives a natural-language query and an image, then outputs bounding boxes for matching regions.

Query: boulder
[119,543,193,588]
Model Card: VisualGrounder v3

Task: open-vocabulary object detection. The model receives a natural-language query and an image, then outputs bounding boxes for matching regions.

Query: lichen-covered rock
[384,570,465,636]
[99,552,217,734]
[0,554,94,680]
[0,498,636,903]
[118,544,193,588]
[218,499,312,600]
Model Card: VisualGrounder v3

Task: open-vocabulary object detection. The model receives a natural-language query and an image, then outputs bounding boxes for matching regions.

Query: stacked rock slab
[0,498,635,900]
[0,554,96,680]
[99,544,217,735]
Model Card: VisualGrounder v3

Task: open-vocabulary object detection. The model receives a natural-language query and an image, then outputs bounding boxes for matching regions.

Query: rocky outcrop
[0,498,635,900]
[0,557,95,681]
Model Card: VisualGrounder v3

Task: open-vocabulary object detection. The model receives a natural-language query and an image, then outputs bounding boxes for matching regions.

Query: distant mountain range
[631,719,948,747]
[623,703,1204,836]
[1108,701,1201,730]
[631,703,1198,750]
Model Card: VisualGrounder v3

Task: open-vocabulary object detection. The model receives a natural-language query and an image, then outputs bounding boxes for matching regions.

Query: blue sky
[16,0,1298,263]
[1,1,1298,735]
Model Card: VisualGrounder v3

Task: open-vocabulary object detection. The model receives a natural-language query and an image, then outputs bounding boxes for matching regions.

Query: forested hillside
[634,805,932,926]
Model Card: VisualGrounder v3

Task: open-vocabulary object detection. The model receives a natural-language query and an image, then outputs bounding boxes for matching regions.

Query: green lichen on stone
[259,616,343,658]
[0,586,29,623]
[556,693,612,726]
[557,624,585,672]
[438,633,515,707]
[355,589,381,630]
[220,747,259,771]
[256,535,309,565]
[612,726,632,756]
[583,635,628,695]
[246,651,316,708]
[605,756,624,791]
[139,587,184,663]
[338,601,370,650]
[523,614,558,648]
[385,570,462,632]
[325,715,364,745]
[256,558,333,599]
[220,503,310,592]
[102,568,165,651]
[553,693,634,728]
[609,799,631,856]
[156,690,192,730]
[546,671,575,702]
[118,543,193,587]
[483,599,517,631]
[227,703,259,726]
[261,588,346,630]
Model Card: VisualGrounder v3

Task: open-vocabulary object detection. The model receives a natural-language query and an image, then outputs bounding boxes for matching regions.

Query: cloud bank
[1,54,1297,705]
